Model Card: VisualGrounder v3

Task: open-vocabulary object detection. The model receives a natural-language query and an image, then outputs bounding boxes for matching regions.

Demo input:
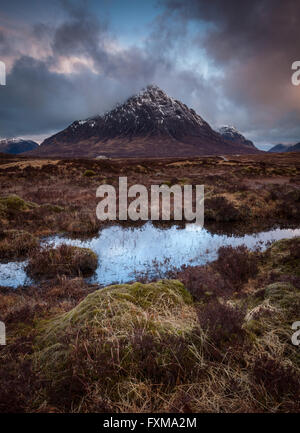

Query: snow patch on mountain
[0,138,39,154]
[70,85,206,139]
[218,125,256,149]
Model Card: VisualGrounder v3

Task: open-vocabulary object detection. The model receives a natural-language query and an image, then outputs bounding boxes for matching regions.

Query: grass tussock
[0,153,299,238]
[0,153,299,413]
[32,280,198,410]
[0,237,299,413]
[0,229,39,259]
[0,195,37,217]
[83,169,96,177]
[26,244,98,280]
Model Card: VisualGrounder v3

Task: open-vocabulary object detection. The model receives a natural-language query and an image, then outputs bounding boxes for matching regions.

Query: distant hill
[218,125,257,152]
[0,138,39,154]
[268,142,300,153]
[30,85,260,158]
[287,142,300,152]
[268,144,289,153]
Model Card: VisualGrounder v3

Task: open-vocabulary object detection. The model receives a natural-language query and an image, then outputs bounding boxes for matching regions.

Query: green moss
[112,279,193,309]
[39,279,192,333]
[0,195,37,216]
[41,203,64,213]
[179,178,189,185]
[269,238,295,253]
[160,180,172,187]
[266,237,300,276]
[33,280,196,387]
[264,282,296,300]
[83,169,96,177]
[262,282,300,321]
[134,165,148,173]
[240,166,261,176]
[276,292,300,320]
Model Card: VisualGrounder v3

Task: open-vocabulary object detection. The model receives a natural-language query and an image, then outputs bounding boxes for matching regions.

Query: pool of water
[1,223,299,288]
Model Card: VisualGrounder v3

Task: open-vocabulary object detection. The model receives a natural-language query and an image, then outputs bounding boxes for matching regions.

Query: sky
[0,0,300,150]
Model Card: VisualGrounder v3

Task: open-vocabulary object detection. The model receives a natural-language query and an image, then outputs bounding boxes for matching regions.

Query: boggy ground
[0,152,299,413]
[0,237,299,413]
[0,152,299,245]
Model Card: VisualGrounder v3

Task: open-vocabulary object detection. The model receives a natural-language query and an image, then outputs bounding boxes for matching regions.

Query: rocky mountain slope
[32,85,260,158]
[0,138,39,154]
[218,125,257,152]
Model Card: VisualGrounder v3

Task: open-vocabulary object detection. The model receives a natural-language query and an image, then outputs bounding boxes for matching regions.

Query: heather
[0,153,299,413]
[0,238,299,413]
[0,153,299,237]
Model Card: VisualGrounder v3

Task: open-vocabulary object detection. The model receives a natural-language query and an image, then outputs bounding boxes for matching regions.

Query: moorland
[0,151,299,413]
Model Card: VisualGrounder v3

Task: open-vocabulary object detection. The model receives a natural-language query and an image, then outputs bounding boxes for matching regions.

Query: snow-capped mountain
[218,125,256,151]
[34,86,259,158]
[0,138,39,154]
[69,85,207,140]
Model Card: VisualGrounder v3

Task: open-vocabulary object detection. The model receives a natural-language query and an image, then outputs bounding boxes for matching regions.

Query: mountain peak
[139,84,165,95]
[69,84,207,140]
[218,125,244,138]
[35,85,260,158]
[218,125,256,150]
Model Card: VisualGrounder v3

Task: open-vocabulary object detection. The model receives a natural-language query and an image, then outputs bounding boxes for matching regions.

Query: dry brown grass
[0,239,299,413]
[0,153,299,413]
[26,244,98,280]
[0,153,299,239]
[0,229,39,259]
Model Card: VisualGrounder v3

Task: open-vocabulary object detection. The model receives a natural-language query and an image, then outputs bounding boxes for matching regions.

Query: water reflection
[1,223,299,288]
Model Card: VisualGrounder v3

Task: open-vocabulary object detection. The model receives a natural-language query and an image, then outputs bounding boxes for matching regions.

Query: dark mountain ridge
[269,142,300,153]
[0,138,39,154]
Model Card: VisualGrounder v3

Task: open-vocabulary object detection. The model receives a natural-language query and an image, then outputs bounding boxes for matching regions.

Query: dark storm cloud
[166,0,300,56]
[0,54,154,138]
[1,0,214,140]
[0,30,11,56]
[51,5,158,81]
[0,2,161,138]
[165,0,300,145]
[1,0,300,147]
[0,0,239,141]
[52,7,108,58]
[0,56,76,137]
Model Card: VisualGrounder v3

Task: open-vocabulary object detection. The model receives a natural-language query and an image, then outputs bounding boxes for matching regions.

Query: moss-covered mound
[26,244,98,279]
[83,169,96,177]
[40,203,65,213]
[0,229,39,259]
[262,282,300,321]
[33,280,197,407]
[245,278,300,371]
[0,195,37,217]
[267,237,300,276]
[2,236,300,413]
[36,279,193,340]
